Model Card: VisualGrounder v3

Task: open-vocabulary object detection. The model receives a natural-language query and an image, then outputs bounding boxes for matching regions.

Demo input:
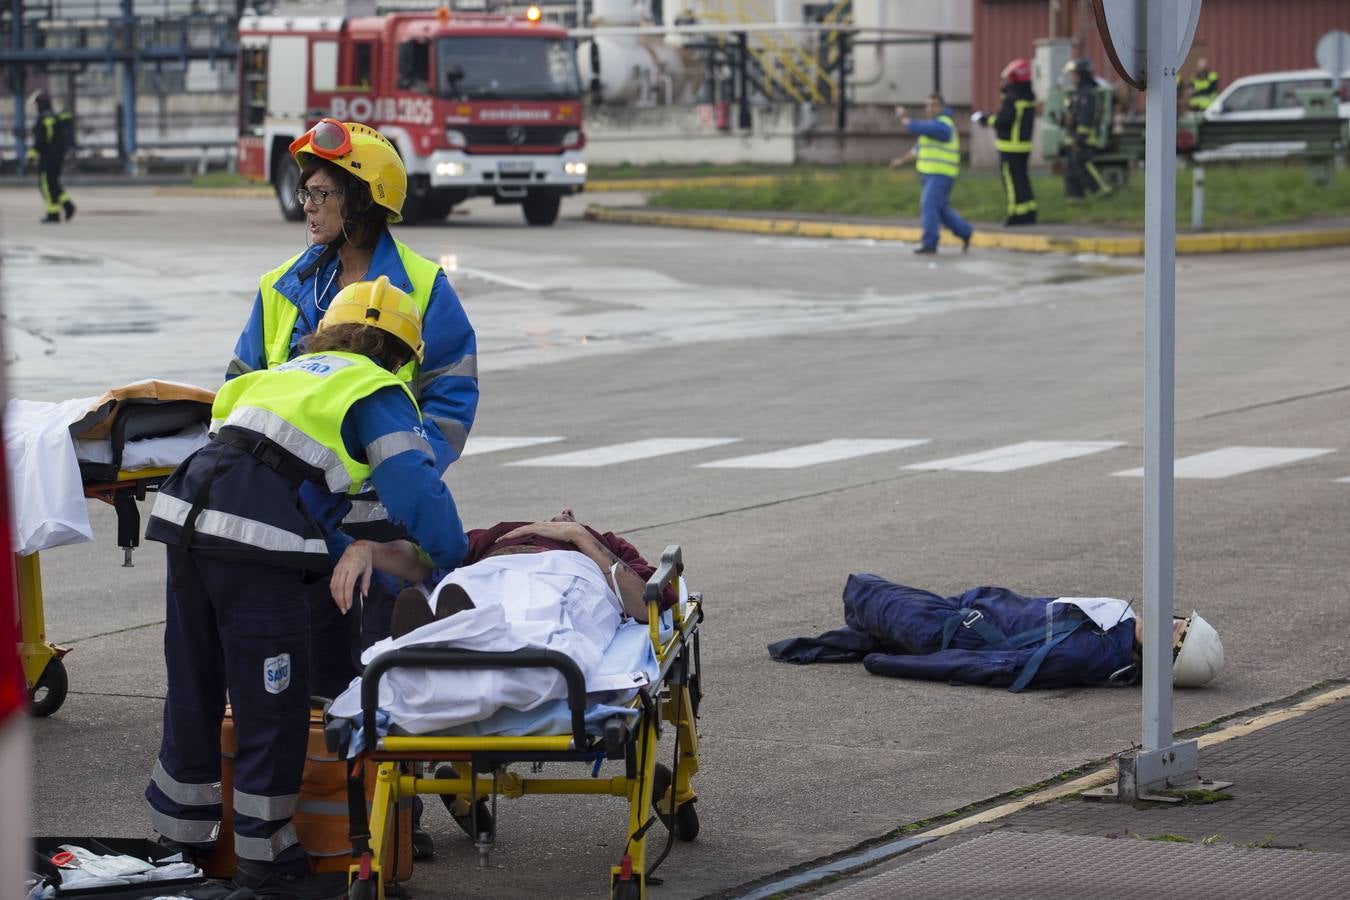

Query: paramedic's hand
[331,540,374,614]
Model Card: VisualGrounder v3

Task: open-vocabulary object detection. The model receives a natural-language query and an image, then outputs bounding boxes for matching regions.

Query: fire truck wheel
[522,193,561,226]
[274,156,305,222]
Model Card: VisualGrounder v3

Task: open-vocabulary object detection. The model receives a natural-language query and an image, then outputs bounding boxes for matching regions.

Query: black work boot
[63,200,76,221]
[233,859,347,900]
[41,212,60,224]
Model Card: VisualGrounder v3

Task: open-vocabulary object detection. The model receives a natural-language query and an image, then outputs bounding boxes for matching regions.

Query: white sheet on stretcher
[328,550,679,738]
[4,397,209,556]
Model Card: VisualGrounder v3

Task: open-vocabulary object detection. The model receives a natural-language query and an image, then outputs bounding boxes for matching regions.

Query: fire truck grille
[462,125,570,147]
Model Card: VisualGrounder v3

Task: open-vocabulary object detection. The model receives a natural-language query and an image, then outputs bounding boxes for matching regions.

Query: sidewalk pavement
[727,683,1350,899]
[583,205,1350,257]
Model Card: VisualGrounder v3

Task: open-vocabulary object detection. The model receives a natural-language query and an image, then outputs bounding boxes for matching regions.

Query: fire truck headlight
[561,129,581,148]
[445,128,467,148]
[436,162,466,177]
[564,161,588,176]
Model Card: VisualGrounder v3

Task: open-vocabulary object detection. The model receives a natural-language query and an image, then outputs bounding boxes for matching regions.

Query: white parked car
[1202,68,1350,122]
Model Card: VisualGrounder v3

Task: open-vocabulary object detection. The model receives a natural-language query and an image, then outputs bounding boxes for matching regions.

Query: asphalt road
[4,187,1348,899]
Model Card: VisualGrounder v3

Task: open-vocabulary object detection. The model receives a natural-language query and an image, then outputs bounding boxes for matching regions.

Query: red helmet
[1001,58,1032,84]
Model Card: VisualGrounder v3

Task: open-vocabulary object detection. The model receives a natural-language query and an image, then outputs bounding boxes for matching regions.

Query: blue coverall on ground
[906,111,974,252]
[768,574,1136,691]
[143,364,468,873]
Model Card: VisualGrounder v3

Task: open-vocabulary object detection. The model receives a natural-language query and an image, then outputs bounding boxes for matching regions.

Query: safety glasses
[289,118,352,160]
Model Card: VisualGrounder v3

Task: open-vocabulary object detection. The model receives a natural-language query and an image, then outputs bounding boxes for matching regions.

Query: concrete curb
[584,205,1350,256]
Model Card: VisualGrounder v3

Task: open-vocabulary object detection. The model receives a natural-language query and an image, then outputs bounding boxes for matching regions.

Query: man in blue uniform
[143,277,468,898]
[891,93,974,255]
[769,574,1224,692]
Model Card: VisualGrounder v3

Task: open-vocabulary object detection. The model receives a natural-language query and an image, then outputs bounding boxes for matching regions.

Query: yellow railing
[694,0,847,104]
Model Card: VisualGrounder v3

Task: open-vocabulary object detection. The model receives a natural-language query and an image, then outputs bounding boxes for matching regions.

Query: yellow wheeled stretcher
[329,546,705,900]
[17,466,176,716]
[14,384,213,716]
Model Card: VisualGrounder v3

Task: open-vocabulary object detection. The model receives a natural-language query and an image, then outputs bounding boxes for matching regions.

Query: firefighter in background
[144,278,469,898]
[228,120,478,693]
[891,93,974,255]
[1062,58,1112,199]
[27,92,76,224]
[974,58,1038,226]
[1188,57,1220,112]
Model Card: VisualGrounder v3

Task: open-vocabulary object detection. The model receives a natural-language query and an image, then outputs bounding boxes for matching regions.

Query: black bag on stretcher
[200,701,414,884]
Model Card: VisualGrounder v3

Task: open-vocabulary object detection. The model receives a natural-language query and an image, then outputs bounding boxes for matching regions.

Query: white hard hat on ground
[1173,612,1224,687]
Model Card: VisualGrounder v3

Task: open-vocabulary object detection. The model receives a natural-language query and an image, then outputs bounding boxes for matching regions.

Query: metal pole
[1190,164,1204,230]
[121,0,138,174]
[836,33,848,131]
[1142,0,1177,756]
[736,31,751,130]
[9,0,24,176]
[931,35,942,98]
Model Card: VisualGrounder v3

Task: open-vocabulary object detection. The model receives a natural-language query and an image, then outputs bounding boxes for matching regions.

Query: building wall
[973,0,1350,112]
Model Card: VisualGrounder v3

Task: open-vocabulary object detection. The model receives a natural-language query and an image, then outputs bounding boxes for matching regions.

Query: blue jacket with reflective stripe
[229,229,478,473]
[768,574,1135,691]
[148,384,468,571]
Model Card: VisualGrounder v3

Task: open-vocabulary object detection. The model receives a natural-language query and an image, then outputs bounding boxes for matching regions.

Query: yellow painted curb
[584,205,1350,256]
[915,683,1350,842]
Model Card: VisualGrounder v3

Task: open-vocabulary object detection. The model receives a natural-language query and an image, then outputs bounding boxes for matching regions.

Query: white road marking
[1112,446,1336,479]
[1338,477,1350,483]
[507,438,740,467]
[461,436,565,457]
[699,438,929,469]
[904,440,1125,473]
[440,255,544,291]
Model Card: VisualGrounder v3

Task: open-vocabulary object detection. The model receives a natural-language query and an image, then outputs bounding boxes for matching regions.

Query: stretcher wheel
[651,764,700,842]
[347,878,377,900]
[611,879,641,900]
[29,657,68,717]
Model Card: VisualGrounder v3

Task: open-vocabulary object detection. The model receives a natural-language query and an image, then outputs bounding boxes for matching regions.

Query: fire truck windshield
[436,37,581,100]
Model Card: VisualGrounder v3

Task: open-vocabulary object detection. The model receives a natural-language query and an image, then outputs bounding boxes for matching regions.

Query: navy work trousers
[146,551,311,873]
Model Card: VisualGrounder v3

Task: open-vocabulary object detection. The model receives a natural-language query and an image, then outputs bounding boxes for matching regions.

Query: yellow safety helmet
[318,276,425,363]
[289,119,408,223]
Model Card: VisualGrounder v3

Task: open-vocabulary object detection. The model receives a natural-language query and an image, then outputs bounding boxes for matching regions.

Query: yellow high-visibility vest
[916,114,961,178]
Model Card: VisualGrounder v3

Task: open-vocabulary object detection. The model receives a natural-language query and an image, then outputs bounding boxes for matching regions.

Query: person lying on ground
[769,574,1223,691]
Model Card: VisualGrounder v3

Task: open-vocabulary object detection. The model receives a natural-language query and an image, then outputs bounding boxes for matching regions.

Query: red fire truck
[236,6,586,226]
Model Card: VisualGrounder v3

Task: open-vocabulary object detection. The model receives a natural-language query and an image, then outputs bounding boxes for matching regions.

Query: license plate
[498,160,533,173]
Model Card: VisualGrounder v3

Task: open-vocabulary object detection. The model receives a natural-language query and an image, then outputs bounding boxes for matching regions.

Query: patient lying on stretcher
[325,510,677,735]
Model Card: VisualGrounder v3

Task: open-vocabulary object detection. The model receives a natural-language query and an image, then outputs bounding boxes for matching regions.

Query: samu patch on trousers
[264,652,292,694]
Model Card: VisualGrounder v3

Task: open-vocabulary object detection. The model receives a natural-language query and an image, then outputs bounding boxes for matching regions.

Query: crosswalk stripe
[699,438,929,469]
[507,438,740,467]
[461,436,565,457]
[1338,477,1350,484]
[904,440,1124,473]
[1112,446,1335,479]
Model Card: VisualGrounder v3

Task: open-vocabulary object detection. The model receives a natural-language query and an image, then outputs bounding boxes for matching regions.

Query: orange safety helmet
[1001,58,1032,84]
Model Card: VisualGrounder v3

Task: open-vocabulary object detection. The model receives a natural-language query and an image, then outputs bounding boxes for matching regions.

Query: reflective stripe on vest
[210,351,419,495]
[916,114,961,178]
[995,100,1036,154]
[258,240,440,387]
